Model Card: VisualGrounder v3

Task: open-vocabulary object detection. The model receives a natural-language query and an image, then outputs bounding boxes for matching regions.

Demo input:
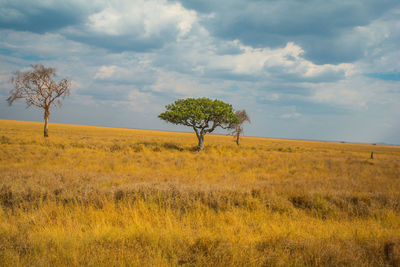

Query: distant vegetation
[0,120,399,266]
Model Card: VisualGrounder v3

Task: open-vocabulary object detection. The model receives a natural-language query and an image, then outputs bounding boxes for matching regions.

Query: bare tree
[7,64,70,137]
[229,109,251,146]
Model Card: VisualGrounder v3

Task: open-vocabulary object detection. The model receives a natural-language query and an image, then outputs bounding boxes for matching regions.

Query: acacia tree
[7,64,70,137]
[229,109,251,146]
[159,98,239,151]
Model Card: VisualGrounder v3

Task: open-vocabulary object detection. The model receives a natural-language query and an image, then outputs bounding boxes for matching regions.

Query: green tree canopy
[158,98,239,151]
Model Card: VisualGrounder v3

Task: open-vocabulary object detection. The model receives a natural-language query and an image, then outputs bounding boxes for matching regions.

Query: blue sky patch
[365,73,400,81]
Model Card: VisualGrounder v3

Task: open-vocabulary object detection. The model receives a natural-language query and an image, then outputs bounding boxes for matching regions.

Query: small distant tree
[229,109,251,146]
[7,64,70,137]
[158,98,239,151]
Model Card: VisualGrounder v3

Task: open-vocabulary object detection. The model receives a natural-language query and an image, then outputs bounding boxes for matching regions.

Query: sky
[0,0,399,144]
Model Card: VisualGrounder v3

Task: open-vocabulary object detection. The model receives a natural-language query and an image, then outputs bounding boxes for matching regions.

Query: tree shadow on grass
[132,141,193,152]
[161,142,184,151]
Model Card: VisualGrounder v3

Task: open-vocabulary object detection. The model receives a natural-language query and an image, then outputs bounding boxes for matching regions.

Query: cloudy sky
[1,0,399,144]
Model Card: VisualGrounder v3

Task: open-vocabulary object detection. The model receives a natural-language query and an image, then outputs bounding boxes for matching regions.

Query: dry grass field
[0,119,399,266]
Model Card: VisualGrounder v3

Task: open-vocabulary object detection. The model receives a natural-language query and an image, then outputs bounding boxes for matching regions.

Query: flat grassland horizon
[0,119,399,266]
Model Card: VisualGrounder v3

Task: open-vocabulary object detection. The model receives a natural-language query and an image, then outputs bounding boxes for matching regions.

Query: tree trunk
[235,125,241,146]
[197,134,204,151]
[44,109,49,137]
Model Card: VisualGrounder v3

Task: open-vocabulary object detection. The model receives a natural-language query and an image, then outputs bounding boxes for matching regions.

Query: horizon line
[1,118,398,147]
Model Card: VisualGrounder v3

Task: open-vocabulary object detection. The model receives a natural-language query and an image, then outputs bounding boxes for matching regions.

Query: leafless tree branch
[7,64,70,137]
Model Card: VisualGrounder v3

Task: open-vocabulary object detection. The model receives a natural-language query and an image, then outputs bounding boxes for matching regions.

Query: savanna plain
[0,119,399,266]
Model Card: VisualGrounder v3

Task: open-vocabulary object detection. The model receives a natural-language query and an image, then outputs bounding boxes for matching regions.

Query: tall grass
[0,119,399,266]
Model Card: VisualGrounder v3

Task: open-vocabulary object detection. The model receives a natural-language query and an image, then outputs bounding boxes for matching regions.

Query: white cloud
[88,8,121,36]
[260,42,353,80]
[353,14,400,73]
[312,86,367,108]
[86,0,197,39]
[94,65,117,79]
[168,38,354,82]
[309,74,400,110]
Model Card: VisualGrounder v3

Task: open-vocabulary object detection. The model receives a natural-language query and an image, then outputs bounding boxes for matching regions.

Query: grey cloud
[65,29,178,53]
[177,0,399,64]
[214,42,244,55]
[297,32,367,65]
[265,65,346,83]
[2,0,398,64]
[0,1,187,53]
[189,0,397,35]
[202,69,263,82]
[77,73,157,102]
[171,0,215,13]
[76,83,135,102]
[0,1,92,33]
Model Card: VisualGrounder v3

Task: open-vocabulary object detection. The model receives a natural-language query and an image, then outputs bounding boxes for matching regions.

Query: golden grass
[0,119,399,266]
